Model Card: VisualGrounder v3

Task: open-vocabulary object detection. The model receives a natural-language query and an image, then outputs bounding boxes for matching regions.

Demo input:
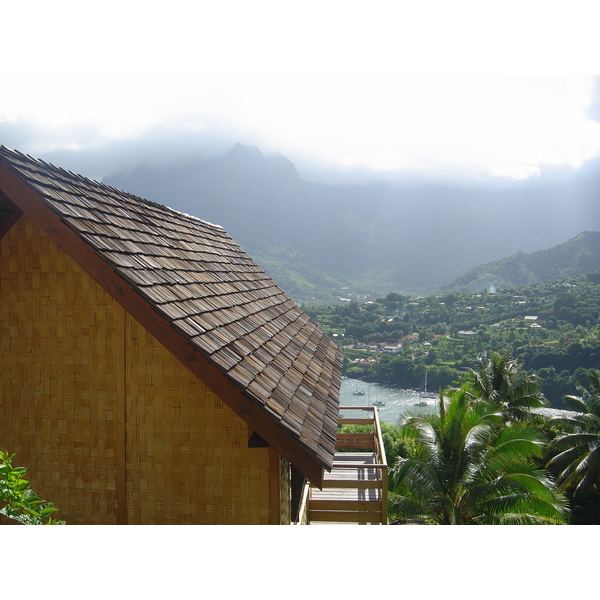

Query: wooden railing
[307,406,388,524]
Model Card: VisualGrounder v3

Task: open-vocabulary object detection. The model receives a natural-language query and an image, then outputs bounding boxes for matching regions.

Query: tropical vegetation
[0,450,64,525]
[341,361,600,524]
[460,351,549,420]
[304,271,600,406]
[388,389,568,524]
[383,366,600,524]
[545,369,600,523]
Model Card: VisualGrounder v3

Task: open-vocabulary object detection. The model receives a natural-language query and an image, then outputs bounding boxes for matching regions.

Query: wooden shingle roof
[0,146,343,486]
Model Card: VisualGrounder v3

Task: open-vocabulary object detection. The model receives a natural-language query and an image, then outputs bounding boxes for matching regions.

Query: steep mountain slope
[105,144,600,303]
[441,231,600,292]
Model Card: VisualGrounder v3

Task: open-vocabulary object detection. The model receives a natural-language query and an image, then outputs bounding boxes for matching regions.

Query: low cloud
[587,76,600,122]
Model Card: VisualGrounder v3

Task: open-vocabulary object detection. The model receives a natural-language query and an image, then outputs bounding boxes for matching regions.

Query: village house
[0,147,344,525]
[382,345,402,354]
[402,333,419,344]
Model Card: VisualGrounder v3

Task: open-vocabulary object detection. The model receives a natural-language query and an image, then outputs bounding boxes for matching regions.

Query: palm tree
[389,390,568,524]
[462,351,549,420]
[547,369,600,499]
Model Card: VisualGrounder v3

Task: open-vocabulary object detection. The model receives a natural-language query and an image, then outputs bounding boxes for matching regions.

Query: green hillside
[305,270,600,407]
[441,231,600,293]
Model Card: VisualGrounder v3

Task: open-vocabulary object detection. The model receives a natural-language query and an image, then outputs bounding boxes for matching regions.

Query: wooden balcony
[306,406,388,525]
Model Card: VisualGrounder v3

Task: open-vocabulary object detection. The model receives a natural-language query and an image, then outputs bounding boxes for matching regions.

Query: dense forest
[304,271,600,407]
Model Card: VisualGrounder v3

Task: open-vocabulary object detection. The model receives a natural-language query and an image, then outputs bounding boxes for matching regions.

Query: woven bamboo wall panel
[0,216,122,523]
[1,215,276,524]
[125,315,271,524]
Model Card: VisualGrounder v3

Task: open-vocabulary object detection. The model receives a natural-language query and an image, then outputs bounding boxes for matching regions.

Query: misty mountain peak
[228,142,264,161]
[103,140,600,303]
[224,143,299,182]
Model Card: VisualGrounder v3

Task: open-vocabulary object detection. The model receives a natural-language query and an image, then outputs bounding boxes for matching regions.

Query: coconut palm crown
[547,369,600,498]
[462,351,549,420]
[389,390,568,524]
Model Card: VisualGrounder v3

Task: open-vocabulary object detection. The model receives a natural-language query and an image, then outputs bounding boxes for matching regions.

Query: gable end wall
[0,216,283,524]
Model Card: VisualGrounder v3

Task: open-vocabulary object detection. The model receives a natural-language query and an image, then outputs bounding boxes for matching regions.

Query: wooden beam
[269,448,281,525]
[337,418,374,425]
[332,462,387,469]
[0,162,325,489]
[309,499,382,511]
[321,479,381,489]
[308,510,383,523]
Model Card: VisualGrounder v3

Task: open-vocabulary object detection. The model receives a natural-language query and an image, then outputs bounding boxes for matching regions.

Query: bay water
[340,377,436,425]
[340,376,575,425]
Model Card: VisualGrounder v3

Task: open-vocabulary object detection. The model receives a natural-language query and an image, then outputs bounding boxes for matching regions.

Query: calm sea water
[340,377,436,425]
[340,377,575,425]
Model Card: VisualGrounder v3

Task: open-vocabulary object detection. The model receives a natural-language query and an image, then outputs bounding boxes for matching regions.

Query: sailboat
[352,382,365,396]
[415,369,436,406]
[371,388,385,407]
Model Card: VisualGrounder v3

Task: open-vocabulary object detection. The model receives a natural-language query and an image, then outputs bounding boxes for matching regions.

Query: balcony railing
[305,406,388,525]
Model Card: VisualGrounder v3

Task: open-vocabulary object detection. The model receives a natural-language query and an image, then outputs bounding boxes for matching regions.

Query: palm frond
[549,432,598,452]
[389,458,444,499]
[563,394,589,414]
[388,492,431,522]
[571,444,600,497]
[474,490,568,525]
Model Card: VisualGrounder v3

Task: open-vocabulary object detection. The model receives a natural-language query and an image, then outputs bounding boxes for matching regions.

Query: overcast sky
[2,1,600,182]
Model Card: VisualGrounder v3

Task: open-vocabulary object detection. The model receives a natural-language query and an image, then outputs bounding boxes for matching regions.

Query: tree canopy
[388,391,568,524]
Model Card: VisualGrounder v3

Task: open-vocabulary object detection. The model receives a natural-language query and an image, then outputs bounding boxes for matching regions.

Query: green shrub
[0,450,65,525]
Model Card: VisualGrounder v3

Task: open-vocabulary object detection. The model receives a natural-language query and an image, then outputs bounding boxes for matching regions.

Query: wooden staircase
[308,406,388,525]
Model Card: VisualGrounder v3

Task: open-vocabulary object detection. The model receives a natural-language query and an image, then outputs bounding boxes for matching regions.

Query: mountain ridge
[104,143,600,303]
[441,231,600,293]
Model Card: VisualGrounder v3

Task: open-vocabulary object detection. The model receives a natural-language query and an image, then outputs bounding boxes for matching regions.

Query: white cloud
[2,2,600,180]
